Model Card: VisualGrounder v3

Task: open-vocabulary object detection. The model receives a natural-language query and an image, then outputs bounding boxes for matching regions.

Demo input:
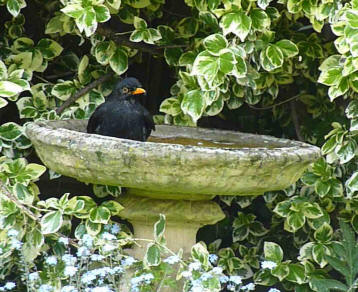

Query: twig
[47,72,75,80]
[56,73,113,115]
[248,94,302,110]
[34,74,53,84]
[96,25,187,56]
[290,100,304,141]
[0,183,39,221]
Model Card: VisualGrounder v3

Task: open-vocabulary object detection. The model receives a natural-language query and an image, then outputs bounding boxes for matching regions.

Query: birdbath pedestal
[26,120,320,258]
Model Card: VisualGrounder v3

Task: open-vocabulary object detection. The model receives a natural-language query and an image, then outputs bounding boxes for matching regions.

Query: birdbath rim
[26,119,321,198]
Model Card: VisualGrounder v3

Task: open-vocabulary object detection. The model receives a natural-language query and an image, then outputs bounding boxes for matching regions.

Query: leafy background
[1,0,358,291]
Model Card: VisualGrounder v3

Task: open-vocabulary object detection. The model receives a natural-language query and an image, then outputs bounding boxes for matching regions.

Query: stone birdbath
[26,119,320,258]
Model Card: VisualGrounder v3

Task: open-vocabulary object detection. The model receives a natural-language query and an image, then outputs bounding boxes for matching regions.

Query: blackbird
[87,77,155,141]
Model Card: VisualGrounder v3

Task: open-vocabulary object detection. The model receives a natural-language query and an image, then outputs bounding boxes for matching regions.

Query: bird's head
[114,77,146,99]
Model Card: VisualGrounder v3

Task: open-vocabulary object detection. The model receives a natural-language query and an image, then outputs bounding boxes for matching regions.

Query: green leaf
[144,243,161,266]
[160,98,182,116]
[203,34,228,56]
[95,41,116,65]
[0,122,22,141]
[154,214,166,242]
[181,89,206,122]
[286,263,305,284]
[85,220,102,235]
[0,97,8,109]
[335,139,357,164]
[346,172,358,195]
[0,60,8,80]
[94,5,110,23]
[272,264,290,281]
[310,278,348,292]
[164,48,183,66]
[52,81,76,101]
[191,242,209,267]
[314,223,333,243]
[177,17,198,38]
[275,40,299,58]
[37,39,63,59]
[41,210,63,234]
[315,180,331,197]
[287,212,306,232]
[346,10,358,28]
[89,206,111,224]
[346,99,358,119]
[7,0,23,17]
[258,0,273,10]
[303,203,323,219]
[218,49,236,74]
[28,228,44,248]
[100,201,124,215]
[273,200,291,217]
[133,16,147,30]
[0,81,25,98]
[14,183,34,205]
[192,51,219,77]
[318,67,342,86]
[109,48,128,75]
[264,241,283,262]
[266,44,284,68]
[61,4,84,18]
[321,136,338,155]
[219,11,252,41]
[250,9,270,31]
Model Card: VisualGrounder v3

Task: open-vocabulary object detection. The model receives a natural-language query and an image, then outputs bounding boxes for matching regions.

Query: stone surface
[26,120,321,199]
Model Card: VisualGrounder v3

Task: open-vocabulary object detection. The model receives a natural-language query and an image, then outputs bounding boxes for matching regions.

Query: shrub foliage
[1,0,358,291]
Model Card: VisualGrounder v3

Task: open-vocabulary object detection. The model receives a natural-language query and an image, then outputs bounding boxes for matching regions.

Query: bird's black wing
[140,105,155,140]
[87,103,106,134]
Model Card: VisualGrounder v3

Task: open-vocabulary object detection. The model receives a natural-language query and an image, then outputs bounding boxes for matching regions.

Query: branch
[248,94,301,110]
[290,100,304,142]
[0,182,39,221]
[56,73,113,115]
[96,25,187,56]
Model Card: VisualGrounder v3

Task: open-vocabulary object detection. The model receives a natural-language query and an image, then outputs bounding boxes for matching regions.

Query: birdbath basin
[26,119,320,257]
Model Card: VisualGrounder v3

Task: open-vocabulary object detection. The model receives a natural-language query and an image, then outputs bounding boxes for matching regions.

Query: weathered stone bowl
[26,120,319,198]
[26,119,320,257]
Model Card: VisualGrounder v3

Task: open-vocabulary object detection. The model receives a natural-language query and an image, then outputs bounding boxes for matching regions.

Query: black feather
[87,77,155,141]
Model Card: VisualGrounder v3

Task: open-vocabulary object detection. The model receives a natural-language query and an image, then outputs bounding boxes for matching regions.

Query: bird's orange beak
[132,88,146,95]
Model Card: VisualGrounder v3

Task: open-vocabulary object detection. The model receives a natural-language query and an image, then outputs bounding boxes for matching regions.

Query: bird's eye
[122,87,129,93]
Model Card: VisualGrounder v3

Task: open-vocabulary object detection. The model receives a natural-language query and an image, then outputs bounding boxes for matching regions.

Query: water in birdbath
[147,136,276,149]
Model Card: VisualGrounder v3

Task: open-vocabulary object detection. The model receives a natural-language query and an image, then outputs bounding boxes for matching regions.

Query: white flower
[181,270,192,278]
[81,234,93,247]
[58,237,69,245]
[242,283,255,291]
[91,287,113,292]
[38,285,53,292]
[102,244,116,252]
[61,286,78,292]
[64,266,78,276]
[81,271,96,284]
[209,254,218,263]
[77,246,90,257]
[200,272,212,281]
[219,275,229,283]
[261,260,277,270]
[90,254,105,261]
[7,230,18,237]
[121,256,137,267]
[62,254,77,266]
[4,282,15,290]
[29,272,39,281]
[10,239,22,250]
[188,261,201,271]
[268,289,280,292]
[102,232,116,240]
[163,255,180,264]
[229,275,242,285]
[111,224,120,234]
[45,256,58,266]
[212,267,223,274]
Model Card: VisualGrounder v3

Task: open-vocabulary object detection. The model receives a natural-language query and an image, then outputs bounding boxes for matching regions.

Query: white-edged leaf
[41,210,63,234]
[181,89,206,122]
[219,11,251,41]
